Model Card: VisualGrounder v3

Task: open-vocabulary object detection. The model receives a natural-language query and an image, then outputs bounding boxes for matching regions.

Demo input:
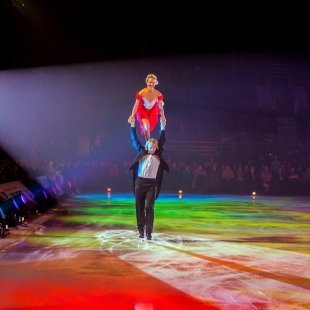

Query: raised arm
[129,119,144,152]
[128,99,139,124]
[158,94,166,123]
[158,118,166,154]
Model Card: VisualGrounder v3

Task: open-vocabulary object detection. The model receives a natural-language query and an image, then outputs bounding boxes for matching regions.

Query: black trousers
[134,177,157,235]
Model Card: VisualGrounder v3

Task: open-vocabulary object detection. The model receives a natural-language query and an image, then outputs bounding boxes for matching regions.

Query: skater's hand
[128,115,135,127]
[160,117,166,130]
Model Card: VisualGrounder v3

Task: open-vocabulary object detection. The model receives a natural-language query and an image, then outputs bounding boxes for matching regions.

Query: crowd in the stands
[1,151,309,197]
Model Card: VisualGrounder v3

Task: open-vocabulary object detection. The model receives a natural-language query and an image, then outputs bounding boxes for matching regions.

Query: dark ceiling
[1,0,309,70]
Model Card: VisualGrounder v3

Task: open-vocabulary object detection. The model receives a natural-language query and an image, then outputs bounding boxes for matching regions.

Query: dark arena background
[0,1,309,309]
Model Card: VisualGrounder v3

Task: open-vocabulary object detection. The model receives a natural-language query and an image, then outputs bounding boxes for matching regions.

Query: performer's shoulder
[138,88,148,95]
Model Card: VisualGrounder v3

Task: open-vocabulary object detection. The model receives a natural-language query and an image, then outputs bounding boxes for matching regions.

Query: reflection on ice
[96,229,310,309]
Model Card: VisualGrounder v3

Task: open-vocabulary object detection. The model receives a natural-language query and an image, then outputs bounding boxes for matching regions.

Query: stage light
[21,194,27,204]
[0,207,9,237]
[11,0,25,9]
[30,185,57,214]
[12,193,28,226]
[178,190,183,199]
[0,197,17,231]
[107,187,111,198]
[0,209,9,238]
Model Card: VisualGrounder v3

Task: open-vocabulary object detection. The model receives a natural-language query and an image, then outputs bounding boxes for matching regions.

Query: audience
[1,149,309,197]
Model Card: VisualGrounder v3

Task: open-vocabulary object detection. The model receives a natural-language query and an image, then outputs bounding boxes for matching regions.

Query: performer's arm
[158,118,166,151]
[128,99,139,124]
[158,99,166,123]
[129,120,143,152]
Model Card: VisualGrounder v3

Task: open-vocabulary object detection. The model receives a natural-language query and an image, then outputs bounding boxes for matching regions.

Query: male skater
[129,118,169,240]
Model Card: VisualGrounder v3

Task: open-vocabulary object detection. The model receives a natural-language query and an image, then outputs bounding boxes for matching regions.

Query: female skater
[128,73,166,140]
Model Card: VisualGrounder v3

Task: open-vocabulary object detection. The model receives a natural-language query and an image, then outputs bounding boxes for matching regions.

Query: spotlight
[107,187,111,198]
[0,197,17,232]
[11,0,25,9]
[0,207,9,238]
[178,190,183,199]
[12,193,28,226]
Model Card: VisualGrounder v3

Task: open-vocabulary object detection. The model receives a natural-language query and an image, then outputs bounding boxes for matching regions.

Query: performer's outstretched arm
[128,99,139,124]
[129,119,143,152]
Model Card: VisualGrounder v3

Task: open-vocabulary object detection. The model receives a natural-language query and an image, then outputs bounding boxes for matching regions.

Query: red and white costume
[135,92,164,135]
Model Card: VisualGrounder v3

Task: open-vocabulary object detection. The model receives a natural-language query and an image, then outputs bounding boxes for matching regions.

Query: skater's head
[145,138,158,154]
[145,73,158,87]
